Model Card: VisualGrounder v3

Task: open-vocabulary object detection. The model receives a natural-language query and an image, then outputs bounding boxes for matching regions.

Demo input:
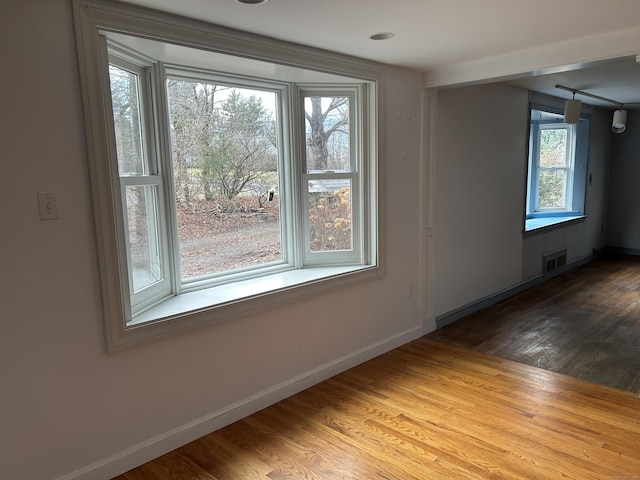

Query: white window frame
[524,105,590,234]
[108,55,174,317]
[530,123,576,212]
[161,66,295,294]
[300,87,364,266]
[72,0,382,351]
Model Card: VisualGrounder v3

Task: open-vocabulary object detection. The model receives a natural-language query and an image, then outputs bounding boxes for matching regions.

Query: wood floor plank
[121,449,218,480]
[178,433,272,480]
[115,257,640,479]
[332,342,635,479]
[114,336,640,480]
[428,254,640,393]
[262,403,392,480]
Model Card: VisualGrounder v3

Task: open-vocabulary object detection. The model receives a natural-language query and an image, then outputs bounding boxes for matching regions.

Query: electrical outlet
[38,192,59,220]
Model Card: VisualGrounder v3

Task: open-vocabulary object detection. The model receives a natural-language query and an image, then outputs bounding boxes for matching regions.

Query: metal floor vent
[543,249,567,274]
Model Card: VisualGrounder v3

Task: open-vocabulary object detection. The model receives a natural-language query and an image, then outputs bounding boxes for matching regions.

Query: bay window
[73,0,381,350]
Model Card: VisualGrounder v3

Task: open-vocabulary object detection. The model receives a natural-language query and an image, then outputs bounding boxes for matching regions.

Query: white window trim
[108,55,175,316]
[160,66,296,295]
[532,123,576,212]
[300,86,365,266]
[72,0,384,351]
[524,103,590,234]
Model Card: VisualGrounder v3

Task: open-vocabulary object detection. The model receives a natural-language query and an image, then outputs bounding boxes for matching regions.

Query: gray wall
[435,83,528,316]
[607,109,640,250]
[435,84,612,317]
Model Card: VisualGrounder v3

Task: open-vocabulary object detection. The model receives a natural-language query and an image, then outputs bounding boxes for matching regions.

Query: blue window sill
[524,212,585,236]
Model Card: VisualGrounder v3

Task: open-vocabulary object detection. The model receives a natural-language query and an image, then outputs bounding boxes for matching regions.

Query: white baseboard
[54,325,425,480]
[421,313,436,334]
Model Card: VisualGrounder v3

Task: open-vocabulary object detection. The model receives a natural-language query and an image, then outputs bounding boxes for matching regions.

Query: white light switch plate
[38,192,59,220]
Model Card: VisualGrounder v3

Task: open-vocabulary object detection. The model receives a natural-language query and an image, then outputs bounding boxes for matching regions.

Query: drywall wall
[433,85,613,317]
[0,2,425,479]
[607,109,640,251]
[434,83,528,317]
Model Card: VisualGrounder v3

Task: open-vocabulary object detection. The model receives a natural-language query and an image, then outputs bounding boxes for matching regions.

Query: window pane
[539,128,568,167]
[109,65,146,175]
[125,185,163,292]
[166,80,281,278]
[538,169,566,208]
[305,96,350,172]
[308,179,352,252]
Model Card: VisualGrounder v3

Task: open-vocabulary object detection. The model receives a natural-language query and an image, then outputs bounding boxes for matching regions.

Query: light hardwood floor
[115,337,640,479]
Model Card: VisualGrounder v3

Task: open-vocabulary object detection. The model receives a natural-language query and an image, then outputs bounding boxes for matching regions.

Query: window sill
[115,265,380,350]
[524,213,585,236]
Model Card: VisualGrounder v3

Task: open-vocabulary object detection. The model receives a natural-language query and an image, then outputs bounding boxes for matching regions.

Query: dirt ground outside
[177,197,281,278]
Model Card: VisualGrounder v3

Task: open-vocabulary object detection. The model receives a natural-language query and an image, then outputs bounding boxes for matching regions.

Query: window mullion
[287,85,305,268]
[566,126,576,211]
[153,61,181,296]
[527,123,539,213]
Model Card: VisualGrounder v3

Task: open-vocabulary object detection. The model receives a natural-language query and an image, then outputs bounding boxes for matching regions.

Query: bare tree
[305,96,349,171]
[108,65,144,175]
[167,80,225,204]
[167,82,276,202]
[199,90,277,199]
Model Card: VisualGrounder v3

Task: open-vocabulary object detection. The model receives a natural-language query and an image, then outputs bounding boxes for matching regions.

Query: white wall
[607,109,640,250]
[0,2,424,479]
[434,84,528,316]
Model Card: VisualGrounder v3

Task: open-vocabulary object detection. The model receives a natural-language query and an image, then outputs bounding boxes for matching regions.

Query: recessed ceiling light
[369,32,395,41]
[236,0,268,4]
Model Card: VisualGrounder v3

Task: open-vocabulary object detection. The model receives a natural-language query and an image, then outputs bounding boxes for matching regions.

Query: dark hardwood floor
[428,253,640,393]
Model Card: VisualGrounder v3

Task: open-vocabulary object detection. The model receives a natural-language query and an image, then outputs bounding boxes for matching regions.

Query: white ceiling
[122,0,640,108]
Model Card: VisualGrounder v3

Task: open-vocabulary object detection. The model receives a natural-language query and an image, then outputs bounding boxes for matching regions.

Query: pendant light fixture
[556,85,627,134]
[563,93,581,124]
[612,109,627,134]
